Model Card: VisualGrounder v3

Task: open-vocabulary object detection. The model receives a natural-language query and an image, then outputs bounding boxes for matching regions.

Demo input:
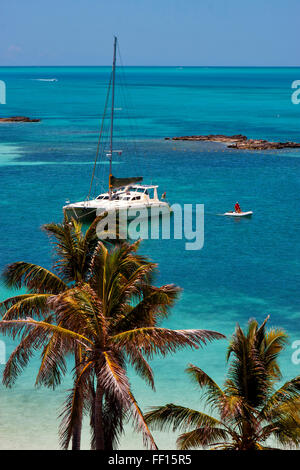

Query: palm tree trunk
[94,376,105,450]
[89,380,96,450]
[72,419,82,450]
[241,417,256,450]
[72,346,83,450]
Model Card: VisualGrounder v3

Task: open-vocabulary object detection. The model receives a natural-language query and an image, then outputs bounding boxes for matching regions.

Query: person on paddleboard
[234,202,241,213]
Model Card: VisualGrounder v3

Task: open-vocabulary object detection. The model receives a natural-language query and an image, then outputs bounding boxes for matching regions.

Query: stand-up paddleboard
[223,211,253,217]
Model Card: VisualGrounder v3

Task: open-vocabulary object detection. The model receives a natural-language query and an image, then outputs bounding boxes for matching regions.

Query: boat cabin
[95,185,159,203]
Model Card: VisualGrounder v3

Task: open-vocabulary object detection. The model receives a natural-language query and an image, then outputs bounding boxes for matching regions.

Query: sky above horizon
[1,0,300,67]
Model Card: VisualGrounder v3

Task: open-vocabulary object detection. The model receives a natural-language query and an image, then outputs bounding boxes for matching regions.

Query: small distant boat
[223,211,253,217]
[63,37,170,222]
[35,78,58,82]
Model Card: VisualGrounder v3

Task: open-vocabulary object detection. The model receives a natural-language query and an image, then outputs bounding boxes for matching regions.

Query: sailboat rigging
[63,36,170,222]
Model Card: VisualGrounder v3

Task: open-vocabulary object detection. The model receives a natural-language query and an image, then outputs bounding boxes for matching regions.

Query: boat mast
[109,36,117,199]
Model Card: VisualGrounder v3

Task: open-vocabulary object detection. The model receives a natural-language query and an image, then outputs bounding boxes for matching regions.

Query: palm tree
[1,226,225,449]
[145,317,300,450]
[0,251,224,449]
[0,216,154,449]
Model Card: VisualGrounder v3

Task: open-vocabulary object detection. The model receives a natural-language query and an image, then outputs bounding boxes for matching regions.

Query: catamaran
[63,36,170,222]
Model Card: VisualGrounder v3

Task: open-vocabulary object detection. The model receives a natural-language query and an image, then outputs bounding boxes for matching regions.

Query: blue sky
[1,0,299,66]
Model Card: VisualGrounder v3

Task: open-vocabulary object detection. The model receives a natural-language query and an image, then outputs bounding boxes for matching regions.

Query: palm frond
[145,403,222,433]
[111,327,224,359]
[105,264,157,319]
[262,328,289,380]
[113,284,181,332]
[126,347,155,390]
[2,262,67,293]
[88,241,107,301]
[1,294,52,320]
[128,391,158,450]
[50,285,107,343]
[177,426,229,450]
[97,351,131,407]
[42,220,85,283]
[2,314,54,387]
[226,323,270,407]
[34,329,70,389]
[0,318,93,346]
[186,364,224,409]
[270,413,300,448]
[260,377,300,419]
[89,240,157,303]
[83,215,104,258]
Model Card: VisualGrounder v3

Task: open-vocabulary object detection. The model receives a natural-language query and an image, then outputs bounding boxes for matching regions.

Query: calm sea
[0,66,300,449]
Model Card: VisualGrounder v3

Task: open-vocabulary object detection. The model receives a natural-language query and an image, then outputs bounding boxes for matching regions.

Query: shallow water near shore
[0,66,300,449]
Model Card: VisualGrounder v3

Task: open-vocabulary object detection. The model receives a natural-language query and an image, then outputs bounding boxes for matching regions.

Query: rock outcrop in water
[0,116,40,123]
[165,134,300,150]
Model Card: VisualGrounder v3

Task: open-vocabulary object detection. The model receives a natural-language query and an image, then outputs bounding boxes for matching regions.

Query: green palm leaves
[0,217,224,450]
[145,318,300,450]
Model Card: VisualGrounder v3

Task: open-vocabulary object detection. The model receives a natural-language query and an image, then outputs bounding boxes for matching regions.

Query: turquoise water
[0,66,300,449]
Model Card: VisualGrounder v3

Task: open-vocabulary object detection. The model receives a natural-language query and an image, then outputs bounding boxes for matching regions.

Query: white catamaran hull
[63,200,171,222]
